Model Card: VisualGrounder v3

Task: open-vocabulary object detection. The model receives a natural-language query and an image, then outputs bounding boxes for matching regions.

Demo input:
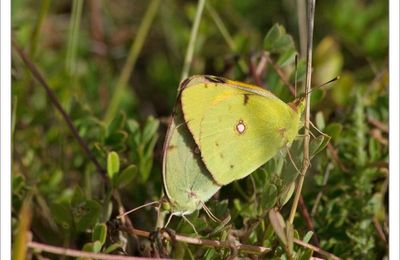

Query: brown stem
[373,217,388,244]
[119,225,340,259]
[255,52,268,81]
[299,196,320,247]
[119,225,271,255]
[249,54,264,87]
[327,143,348,172]
[293,238,340,260]
[28,241,154,260]
[265,52,296,95]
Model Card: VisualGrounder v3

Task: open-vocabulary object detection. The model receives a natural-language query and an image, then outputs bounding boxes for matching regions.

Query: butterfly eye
[235,120,246,134]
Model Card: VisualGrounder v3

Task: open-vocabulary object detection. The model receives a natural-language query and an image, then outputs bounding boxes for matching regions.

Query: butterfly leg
[164,213,174,228]
[285,145,301,175]
[182,215,199,235]
[309,120,330,138]
[200,201,221,223]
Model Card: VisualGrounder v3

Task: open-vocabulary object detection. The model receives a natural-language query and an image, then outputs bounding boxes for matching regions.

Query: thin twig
[119,225,271,255]
[28,241,157,260]
[327,143,348,172]
[12,40,107,180]
[104,0,161,123]
[120,225,340,259]
[265,52,296,95]
[298,196,320,247]
[255,53,268,81]
[293,238,341,260]
[249,55,263,87]
[181,0,206,81]
[288,0,315,224]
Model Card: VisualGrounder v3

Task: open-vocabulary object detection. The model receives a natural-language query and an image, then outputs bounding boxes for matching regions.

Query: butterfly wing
[162,104,221,215]
[181,76,301,185]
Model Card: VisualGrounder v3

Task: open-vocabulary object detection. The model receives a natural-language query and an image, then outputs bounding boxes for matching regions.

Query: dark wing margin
[204,75,227,84]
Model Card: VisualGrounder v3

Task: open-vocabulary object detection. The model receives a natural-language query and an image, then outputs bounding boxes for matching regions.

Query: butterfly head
[288,97,305,115]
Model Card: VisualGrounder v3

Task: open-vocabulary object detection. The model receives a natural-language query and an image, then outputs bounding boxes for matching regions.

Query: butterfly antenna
[309,120,331,139]
[117,201,159,219]
[201,202,221,223]
[182,215,199,235]
[301,76,340,97]
[286,146,301,175]
[165,213,174,228]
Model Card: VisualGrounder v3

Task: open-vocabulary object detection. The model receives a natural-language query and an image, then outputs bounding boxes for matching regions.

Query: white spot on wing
[235,120,246,134]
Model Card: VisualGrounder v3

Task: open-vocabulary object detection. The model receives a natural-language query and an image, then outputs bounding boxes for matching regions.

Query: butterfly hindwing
[162,103,221,215]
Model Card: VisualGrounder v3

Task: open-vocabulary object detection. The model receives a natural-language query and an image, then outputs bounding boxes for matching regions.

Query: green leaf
[315,111,325,130]
[107,112,126,136]
[291,58,307,82]
[104,242,124,254]
[107,151,120,179]
[92,240,102,253]
[303,231,314,243]
[81,241,101,253]
[82,242,93,252]
[264,24,294,53]
[92,223,107,245]
[297,249,314,260]
[105,130,128,146]
[50,202,73,230]
[279,182,296,206]
[310,135,331,158]
[260,183,278,209]
[127,119,140,134]
[142,117,159,145]
[73,199,101,232]
[264,24,281,52]
[113,164,137,188]
[277,49,297,67]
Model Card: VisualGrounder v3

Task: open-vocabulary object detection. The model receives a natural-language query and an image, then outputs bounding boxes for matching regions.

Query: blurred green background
[12,0,388,259]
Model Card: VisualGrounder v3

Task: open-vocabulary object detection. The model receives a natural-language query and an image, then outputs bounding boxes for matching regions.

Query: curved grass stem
[104,0,161,124]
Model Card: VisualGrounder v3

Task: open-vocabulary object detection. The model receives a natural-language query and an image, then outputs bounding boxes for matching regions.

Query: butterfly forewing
[181,75,302,185]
